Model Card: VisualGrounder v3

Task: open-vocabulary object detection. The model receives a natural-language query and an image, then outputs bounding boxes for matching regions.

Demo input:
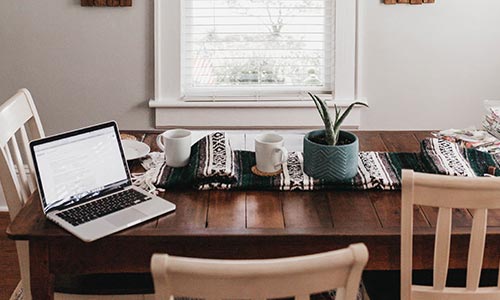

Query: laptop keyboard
[56,189,151,226]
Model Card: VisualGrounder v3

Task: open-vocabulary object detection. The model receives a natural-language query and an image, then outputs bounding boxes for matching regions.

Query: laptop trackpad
[105,208,148,227]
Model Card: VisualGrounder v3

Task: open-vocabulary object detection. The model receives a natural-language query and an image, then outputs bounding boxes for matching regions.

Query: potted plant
[303,92,368,181]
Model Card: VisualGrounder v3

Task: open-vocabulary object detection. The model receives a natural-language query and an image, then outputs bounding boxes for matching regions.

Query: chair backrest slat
[9,134,30,203]
[19,125,37,189]
[335,288,346,300]
[151,243,369,300]
[3,142,14,171]
[467,208,488,291]
[5,139,26,205]
[433,207,452,290]
[401,169,500,299]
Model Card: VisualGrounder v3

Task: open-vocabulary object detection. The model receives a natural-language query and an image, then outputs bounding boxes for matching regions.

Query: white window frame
[150,0,363,129]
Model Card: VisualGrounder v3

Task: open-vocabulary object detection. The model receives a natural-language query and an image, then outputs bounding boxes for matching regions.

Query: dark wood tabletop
[7,130,500,299]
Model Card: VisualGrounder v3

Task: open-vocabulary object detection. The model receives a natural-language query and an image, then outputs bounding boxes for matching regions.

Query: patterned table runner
[132,132,500,192]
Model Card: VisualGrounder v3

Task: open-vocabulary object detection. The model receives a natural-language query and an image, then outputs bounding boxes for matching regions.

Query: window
[183,0,333,101]
[151,0,359,128]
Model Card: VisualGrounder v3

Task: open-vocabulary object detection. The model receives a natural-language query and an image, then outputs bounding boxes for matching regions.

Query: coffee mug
[156,129,191,167]
[255,133,289,173]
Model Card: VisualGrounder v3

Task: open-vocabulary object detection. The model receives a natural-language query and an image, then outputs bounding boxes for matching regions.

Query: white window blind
[182,0,334,101]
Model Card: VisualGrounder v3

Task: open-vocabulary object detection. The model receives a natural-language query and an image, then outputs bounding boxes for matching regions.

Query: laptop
[30,121,176,242]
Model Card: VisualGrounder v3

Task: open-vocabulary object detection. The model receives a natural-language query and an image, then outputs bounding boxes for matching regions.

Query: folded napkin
[194,131,238,189]
[134,135,499,192]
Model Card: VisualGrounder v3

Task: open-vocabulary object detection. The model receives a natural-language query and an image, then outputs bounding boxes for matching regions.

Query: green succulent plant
[308,92,369,146]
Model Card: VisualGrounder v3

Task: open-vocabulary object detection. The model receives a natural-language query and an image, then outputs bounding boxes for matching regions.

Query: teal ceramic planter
[303,130,359,181]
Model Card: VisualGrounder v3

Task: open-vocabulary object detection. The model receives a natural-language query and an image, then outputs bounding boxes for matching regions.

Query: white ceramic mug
[255,133,289,173]
[156,129,192,167]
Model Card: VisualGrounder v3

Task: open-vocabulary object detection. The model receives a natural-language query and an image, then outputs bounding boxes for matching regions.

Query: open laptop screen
[31,122,129,213]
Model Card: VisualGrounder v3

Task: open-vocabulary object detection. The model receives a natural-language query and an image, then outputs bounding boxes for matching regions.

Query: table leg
[30,240,54,300]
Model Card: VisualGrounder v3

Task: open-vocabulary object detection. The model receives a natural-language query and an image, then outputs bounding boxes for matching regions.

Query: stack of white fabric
[483,100,500,140]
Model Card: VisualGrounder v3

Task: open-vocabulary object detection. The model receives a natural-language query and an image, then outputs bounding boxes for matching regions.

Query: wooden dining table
[7,130,500,299]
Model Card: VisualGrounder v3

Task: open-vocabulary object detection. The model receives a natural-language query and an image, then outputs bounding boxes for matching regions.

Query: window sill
[149,99,368,129]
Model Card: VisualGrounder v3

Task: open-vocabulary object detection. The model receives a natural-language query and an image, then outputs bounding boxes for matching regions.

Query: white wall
[0,0,154,135]
[359,0,500,130]
[2,1,500,208]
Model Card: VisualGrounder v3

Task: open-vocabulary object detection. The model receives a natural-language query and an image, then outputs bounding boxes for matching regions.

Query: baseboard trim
[0,206,8,212]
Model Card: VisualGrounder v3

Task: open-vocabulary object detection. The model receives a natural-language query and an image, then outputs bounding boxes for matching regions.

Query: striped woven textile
[140,132,498,191]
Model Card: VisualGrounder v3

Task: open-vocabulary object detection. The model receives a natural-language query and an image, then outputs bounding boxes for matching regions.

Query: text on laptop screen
[33,126,128,209]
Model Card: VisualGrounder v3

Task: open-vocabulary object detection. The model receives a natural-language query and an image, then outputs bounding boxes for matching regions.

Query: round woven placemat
[251,165,283,177]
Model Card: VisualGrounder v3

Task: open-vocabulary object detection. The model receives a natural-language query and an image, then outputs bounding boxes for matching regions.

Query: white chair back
[0,88,44,220]
[151,243,368,300]
[401,169,500,300]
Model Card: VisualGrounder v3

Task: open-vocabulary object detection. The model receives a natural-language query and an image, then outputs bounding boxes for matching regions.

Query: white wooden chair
[0,88,44,300]
[401,169,500,300]
[0,89,152,300]
[151,243,368,300]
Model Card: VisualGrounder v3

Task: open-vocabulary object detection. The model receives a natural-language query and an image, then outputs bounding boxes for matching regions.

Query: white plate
[121,140,150,161]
